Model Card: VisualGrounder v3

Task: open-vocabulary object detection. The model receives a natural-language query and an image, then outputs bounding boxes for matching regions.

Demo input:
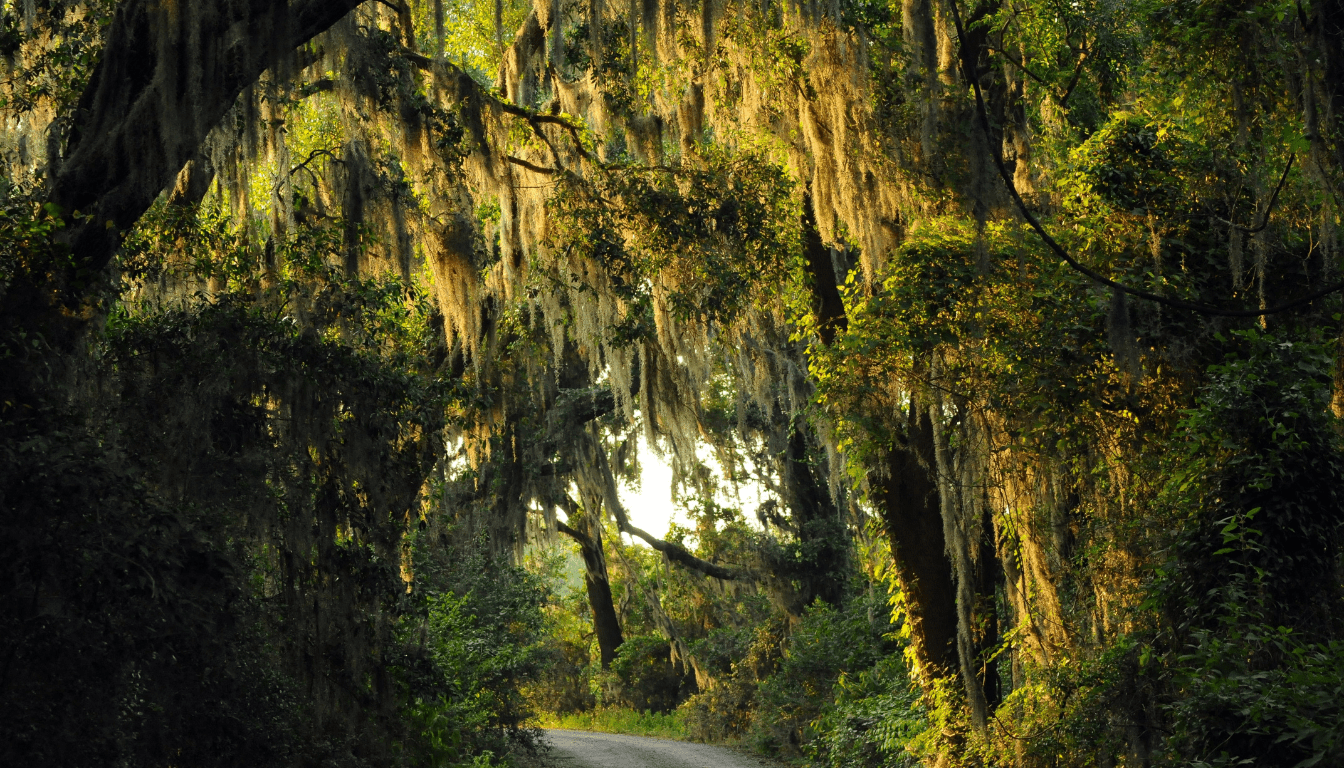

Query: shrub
[680,620,785,743]
[609,633,697,713]
[1166,620,1344,768]
[400,534,550,764]
[1155,329,1344,767]
[748,595,897,754]
[806,655,924,768]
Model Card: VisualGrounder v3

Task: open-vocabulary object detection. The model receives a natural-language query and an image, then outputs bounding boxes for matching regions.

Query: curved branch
[582,432,744,581]
[511,110,596,164]
[947,1,1344,318]
[402,52,597,166]
[554,518,590,545]
[1056,41,1089,106]
[985,44,1057,91]
[506,155,559,175]
[275,148,343,195]
[53,0,369,277]
[1213,156,1296,235]
[619,522,743,581]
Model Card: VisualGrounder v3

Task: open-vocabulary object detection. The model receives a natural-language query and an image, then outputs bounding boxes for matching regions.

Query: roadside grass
[535,706,688,740]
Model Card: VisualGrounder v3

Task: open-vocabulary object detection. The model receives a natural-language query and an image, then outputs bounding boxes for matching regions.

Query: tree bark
[51,0,367,276]
[166,154,217,209]
[797,177,958,682]
[556,503,624,669]
[878,405,960,682]
[973,508,1002,711]
[801,191,847,346]
[774,415,848,611]
[1314,0,1344,143]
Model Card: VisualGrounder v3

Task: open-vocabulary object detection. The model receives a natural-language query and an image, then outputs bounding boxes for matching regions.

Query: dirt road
[540,729,784,768]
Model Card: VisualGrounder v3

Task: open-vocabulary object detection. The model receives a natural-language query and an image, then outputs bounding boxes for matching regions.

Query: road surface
[539,729,783,768]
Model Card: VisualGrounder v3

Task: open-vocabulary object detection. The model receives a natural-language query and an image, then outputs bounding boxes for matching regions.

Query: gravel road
[539,729,784,768]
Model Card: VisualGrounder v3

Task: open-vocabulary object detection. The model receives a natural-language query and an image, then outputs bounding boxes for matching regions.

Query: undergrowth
[535,707,689,740]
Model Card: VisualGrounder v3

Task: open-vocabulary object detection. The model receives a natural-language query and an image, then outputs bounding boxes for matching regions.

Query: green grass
[536,706,688,740]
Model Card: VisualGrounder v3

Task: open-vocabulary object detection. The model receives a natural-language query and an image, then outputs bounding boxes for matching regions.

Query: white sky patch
[616,435,771,544]
[618,438,686,537]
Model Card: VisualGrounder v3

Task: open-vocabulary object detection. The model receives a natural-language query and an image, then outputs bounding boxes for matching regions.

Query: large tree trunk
[1314,0,1344,148]
[799,195,959,679]
[928,396,1004,730]
[973,511,1002,711]
[579,516,625,670]
[801,191,847,346]
[878,405,960,682]
[557,499,624,669]
[774,415,848,614]
[50,0,366,277]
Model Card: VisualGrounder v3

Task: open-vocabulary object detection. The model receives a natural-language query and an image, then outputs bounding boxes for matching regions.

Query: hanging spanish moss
[5,0,1344,765]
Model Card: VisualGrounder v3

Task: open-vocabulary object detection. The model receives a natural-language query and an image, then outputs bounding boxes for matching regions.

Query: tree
[7,0,1344,763]
[49,0,364,277]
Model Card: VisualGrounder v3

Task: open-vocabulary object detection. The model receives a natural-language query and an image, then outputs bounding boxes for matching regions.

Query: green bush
[748,594,898,754]
[1162,329,1344,634]
[526,635,597,715]
[985,641,1140,768]
[400,534,550,765]
[806,655,924,768]
[1156,329,1344,767]
[608,633,697,713]
[1166,620,1344,768]
[520,545,597,716]
[677,590,899,754]
[680,620,785,743]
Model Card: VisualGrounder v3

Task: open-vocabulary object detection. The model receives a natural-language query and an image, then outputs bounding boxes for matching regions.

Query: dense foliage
[4,0,1344,765]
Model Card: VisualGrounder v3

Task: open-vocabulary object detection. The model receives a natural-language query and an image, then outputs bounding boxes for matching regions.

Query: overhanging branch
[554,518,590,546]
[402,52,597,167]
[618,522,743,581]
[506,155,559,175]
[1213,156,1295,235]
[53,0,369,277]
[584,438,743,581]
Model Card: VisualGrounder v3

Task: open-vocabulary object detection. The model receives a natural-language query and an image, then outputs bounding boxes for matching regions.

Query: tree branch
[554,518,591,546]
[506,155,559,175]
[1056,44,1089,106]
[402,52,597,167]
[52,0,369,278]
[580,431,744,581]
[985,44,1057,92]
[541,387,616,451]
[276,148,343,194]
[618,522,743,581]
[1213,156,1296,235]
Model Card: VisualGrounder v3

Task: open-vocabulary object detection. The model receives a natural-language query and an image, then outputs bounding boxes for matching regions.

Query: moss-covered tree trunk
[557,497,625,669]
[51,0,365,277]
[879,405,961,682]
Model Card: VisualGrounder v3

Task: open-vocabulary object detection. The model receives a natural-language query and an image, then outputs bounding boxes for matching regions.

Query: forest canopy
[3,0,1344,765]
